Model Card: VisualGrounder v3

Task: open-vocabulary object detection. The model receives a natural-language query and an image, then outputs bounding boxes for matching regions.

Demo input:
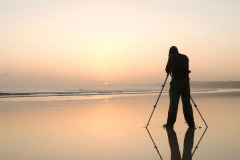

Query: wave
[0,89,215,98]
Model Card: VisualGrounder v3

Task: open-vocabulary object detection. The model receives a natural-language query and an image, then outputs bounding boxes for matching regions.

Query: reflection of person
[164,46,195,128]
[166,128,195,160]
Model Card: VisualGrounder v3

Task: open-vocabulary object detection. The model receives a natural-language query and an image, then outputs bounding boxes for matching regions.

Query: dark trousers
[167,79,195,127]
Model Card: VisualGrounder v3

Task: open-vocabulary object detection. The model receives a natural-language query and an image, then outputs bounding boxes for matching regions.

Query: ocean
[0,88,220,102]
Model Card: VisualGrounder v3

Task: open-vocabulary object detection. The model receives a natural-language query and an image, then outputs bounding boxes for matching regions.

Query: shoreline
[1,89,240,102]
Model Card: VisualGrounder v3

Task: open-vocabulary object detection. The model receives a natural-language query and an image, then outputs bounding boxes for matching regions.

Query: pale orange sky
[1,0,240,90]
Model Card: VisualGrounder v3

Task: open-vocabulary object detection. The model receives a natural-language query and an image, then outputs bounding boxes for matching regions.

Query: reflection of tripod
[191,127,208,157]
[146,128,163,160]
[146,127,208,160]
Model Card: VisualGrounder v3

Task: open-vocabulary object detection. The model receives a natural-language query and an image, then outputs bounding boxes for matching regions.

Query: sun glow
[84,32,128,81]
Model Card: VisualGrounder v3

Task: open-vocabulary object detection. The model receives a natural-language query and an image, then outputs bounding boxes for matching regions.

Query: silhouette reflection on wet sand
[166,128,194,160]
[146,128,163,160]
[191,127,208,157]
[146,127,208,160]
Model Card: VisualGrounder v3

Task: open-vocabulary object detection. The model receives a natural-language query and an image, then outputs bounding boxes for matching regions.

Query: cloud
[0,72,10,78]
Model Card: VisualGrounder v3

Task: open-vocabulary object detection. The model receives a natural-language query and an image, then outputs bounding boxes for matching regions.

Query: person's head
[169,46,179,56]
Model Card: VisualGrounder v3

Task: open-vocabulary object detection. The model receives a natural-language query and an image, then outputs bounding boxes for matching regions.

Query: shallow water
[0,92,239,160]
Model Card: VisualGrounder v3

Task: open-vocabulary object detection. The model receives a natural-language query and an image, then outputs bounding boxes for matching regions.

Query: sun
[104,82,108,85]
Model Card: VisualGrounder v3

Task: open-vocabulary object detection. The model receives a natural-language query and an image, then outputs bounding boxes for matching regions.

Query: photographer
[163,46,195,128]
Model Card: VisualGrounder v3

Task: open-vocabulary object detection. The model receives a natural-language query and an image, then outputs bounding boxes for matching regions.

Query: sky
[1,0,240,90]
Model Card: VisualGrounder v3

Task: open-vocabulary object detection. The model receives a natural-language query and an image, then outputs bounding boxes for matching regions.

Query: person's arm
[165,56,173,73]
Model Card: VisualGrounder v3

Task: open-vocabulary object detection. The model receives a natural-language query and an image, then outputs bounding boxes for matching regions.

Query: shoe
[163,124,173,128]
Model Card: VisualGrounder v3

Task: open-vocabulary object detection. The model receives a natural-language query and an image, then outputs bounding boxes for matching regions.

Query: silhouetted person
[163,46,195,128]
[166,128,195,160]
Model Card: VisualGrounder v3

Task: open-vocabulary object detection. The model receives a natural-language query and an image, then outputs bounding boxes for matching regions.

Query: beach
[0,90,240,160]
[1,0,240,159]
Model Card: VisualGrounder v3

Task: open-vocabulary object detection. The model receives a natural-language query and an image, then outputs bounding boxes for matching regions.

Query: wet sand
[0,91,240,160]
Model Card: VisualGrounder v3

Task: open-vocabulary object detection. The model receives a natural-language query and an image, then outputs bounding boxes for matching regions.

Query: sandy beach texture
[0,91,240,160]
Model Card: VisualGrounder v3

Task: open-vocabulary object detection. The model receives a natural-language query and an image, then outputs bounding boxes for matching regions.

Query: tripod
[146,73,208,128]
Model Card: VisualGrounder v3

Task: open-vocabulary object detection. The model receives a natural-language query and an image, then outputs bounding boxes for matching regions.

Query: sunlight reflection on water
[0,92,240,160]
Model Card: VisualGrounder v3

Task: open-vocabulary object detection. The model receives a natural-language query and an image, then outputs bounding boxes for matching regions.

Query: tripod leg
[146,74,169,127]
[190,96,208,127]
[146,105,157,128]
